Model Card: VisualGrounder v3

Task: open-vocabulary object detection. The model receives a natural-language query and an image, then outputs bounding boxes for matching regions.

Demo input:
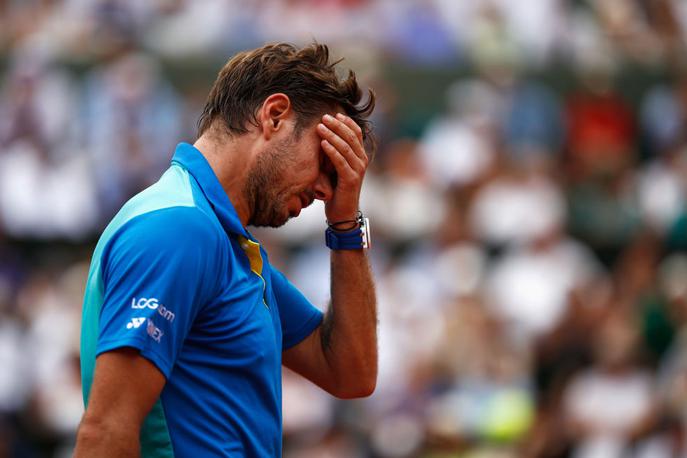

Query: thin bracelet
[327,211,363,231]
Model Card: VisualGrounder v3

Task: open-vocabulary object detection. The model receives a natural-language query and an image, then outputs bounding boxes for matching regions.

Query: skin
[74,93,377,457]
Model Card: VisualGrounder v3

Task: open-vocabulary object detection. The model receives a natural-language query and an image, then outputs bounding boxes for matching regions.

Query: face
[245,120,336,227]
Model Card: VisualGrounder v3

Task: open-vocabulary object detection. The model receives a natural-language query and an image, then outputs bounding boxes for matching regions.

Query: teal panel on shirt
[80,164,195,458]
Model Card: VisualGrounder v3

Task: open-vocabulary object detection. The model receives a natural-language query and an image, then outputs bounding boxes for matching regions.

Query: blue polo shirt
[80,143,324,457]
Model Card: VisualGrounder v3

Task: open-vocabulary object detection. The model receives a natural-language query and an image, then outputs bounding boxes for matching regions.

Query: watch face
[361,217,371,249]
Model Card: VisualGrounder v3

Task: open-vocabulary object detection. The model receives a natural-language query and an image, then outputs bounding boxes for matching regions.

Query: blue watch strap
[325,227,364,250]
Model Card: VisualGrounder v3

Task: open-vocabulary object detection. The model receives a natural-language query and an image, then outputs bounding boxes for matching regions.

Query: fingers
[320,138,354,178]
[335,112,364,145]
[317,113,367,222]
[320,114,367,163]
[317,117,367,174]
[320,138,363,189]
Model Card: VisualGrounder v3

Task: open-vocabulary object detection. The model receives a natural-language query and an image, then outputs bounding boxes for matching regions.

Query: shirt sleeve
[96,206,221,378]
[269,266,324,350]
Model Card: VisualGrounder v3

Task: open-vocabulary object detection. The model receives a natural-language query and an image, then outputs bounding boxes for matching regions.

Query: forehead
[292,104,346,152]
[288,121,324,166]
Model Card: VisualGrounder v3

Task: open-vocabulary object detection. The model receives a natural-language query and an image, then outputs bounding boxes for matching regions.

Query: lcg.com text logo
[131,297,175,322]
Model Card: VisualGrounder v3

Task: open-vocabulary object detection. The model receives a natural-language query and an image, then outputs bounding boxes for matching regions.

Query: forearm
[306,111,377,397]
[74,415,140,457]
[321,248,377,396]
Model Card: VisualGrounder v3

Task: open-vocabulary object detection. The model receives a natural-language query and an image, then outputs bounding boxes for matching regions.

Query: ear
[258,93,292,140]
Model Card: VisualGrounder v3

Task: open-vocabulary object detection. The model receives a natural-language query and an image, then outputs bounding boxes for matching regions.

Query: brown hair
[197,42,375,152]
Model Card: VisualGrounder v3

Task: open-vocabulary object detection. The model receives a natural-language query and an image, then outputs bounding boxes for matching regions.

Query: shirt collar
[171,142,250,238]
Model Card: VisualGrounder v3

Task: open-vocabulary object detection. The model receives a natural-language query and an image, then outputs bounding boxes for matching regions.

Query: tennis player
[74,42,377,457]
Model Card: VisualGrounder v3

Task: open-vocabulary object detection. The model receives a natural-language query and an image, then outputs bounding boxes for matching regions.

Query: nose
[313,172,334,202]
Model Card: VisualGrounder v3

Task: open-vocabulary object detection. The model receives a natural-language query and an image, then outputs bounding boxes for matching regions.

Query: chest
[181,237,283,369]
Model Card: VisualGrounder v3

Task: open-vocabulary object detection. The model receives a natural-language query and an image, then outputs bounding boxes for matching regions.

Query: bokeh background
[2,0,687,457]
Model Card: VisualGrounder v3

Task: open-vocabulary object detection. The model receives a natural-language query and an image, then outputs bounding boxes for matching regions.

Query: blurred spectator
[503,81,564,162]
[566,69,635,177]
[614,233,676,365]
[426,298,534,451]
[637,79,687,235]
[363,139,445,245]
[382,0,459,66]
[485,224,602,343]
[637,153,685,235]
[0,55,97,240]
[82,51,182,219]
[566,167,641,266]
[639,79,687,158]
[469,157,565,249]
[419,79,500,190]
[145,0,248,58]
[655,254,687,457]
[563,310,657,458]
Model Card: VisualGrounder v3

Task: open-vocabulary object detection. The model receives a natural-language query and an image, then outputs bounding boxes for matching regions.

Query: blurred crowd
[1,0,687,457]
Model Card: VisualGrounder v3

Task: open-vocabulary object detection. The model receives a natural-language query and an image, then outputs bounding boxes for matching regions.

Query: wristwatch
[325,214,371,250]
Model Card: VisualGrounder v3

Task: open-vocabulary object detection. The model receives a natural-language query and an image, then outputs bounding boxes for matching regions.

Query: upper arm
[95,207,221,378]
[281,316,370,399]
[75,348,166,456]
[86,348,166,428]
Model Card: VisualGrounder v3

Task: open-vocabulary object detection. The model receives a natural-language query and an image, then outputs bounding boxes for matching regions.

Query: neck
[193,131,256,227]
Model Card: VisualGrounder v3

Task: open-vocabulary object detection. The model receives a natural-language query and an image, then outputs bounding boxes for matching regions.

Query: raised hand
[316,113,369,224]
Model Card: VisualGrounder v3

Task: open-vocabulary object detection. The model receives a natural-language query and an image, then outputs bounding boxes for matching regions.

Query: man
[74,42,377,457]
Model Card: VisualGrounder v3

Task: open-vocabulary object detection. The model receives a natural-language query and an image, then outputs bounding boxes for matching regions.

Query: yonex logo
[131,297,175,322]
[126,317,146,329]
[147,319,163,343]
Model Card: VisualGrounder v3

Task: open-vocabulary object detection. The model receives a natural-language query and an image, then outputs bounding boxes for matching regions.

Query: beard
[245,136,297,228]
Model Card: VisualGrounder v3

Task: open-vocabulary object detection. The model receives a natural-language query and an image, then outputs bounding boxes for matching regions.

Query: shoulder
[101,205,225,282]
[99,206,226,301]
[114,206,221,251]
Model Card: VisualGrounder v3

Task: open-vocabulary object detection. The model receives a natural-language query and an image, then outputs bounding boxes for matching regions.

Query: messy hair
[197,42,375,153]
